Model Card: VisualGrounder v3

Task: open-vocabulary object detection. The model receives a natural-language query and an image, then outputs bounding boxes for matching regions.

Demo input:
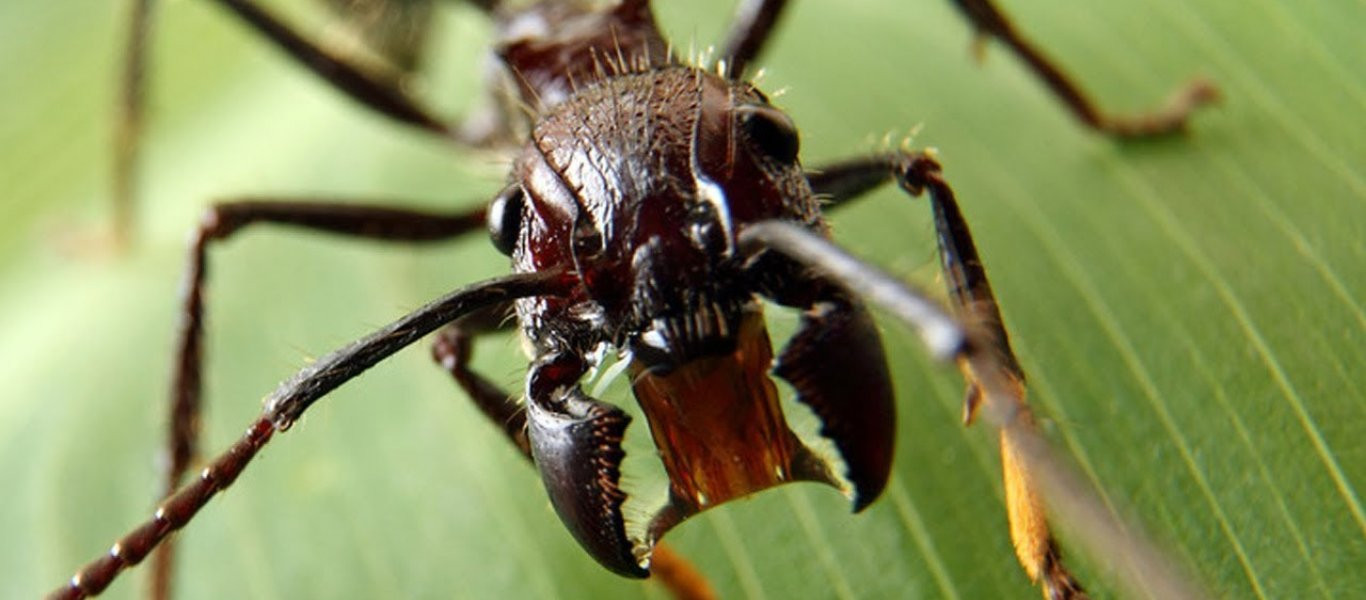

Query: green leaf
[2,0,1361,598]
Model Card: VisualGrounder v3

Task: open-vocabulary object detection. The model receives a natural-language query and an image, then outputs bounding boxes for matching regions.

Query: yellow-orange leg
[808,153,1087,599]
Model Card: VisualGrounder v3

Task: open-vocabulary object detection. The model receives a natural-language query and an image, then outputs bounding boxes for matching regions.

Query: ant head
[509,66,821,368]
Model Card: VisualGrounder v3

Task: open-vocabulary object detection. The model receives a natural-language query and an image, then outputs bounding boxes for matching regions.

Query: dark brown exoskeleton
[60,0,1217,598]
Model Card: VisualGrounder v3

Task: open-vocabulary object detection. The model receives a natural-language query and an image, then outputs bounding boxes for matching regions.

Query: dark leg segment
[799,152,1085,599]
[114,0,155,248]
[211,0,458,139]
[431,305,529,456]
[167,200,486,488]
[317,0,437,75]
[153,200,486,599]
[949,0,1218,137]
[810,154,1021,382]
[48,270,570,600]
[112,0,486,244]
[719,0,790,78]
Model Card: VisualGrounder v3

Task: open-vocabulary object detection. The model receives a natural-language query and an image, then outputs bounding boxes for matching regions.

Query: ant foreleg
[785,150,1211,597]
[811,154,1023,419]
[154,199,487,599]
[898,154,1086,599]
[739,218,1206,599]
[50,270,569,600]
[803,152,1080,597]
[430,317,718,600]
[719,0,791,77]
[948,0,1218,137]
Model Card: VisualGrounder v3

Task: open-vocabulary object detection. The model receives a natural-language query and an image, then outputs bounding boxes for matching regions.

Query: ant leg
[810,154,1023,394]
[208,0,461,140]
[948,0,1218,137]
[111,1,488,245]
[741,211,1204,598]
[431,305,529,455]
[151,199,487,600]
[48,270,568,600]
[741,219,1104,598]
[430,318,718,600]
[798,152,1085,598]
[315,0,437,75]
[719,0,790,77]
[113,0,154,247]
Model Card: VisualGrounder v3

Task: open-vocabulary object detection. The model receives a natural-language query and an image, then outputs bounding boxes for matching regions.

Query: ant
[55,0,1216,598]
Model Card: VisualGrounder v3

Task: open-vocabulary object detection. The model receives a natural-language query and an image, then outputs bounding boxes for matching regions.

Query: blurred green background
[1,0,1362,598]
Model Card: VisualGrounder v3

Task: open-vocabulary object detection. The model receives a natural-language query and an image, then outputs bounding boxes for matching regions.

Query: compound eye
[488,185,524,256]
[737,104,800,165]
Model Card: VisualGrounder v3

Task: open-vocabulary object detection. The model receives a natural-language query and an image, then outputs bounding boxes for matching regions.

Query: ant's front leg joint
[893,151,945,197]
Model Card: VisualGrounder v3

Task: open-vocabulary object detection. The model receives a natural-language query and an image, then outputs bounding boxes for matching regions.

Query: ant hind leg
[210,0,456,138]
[948,0,1219,137]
